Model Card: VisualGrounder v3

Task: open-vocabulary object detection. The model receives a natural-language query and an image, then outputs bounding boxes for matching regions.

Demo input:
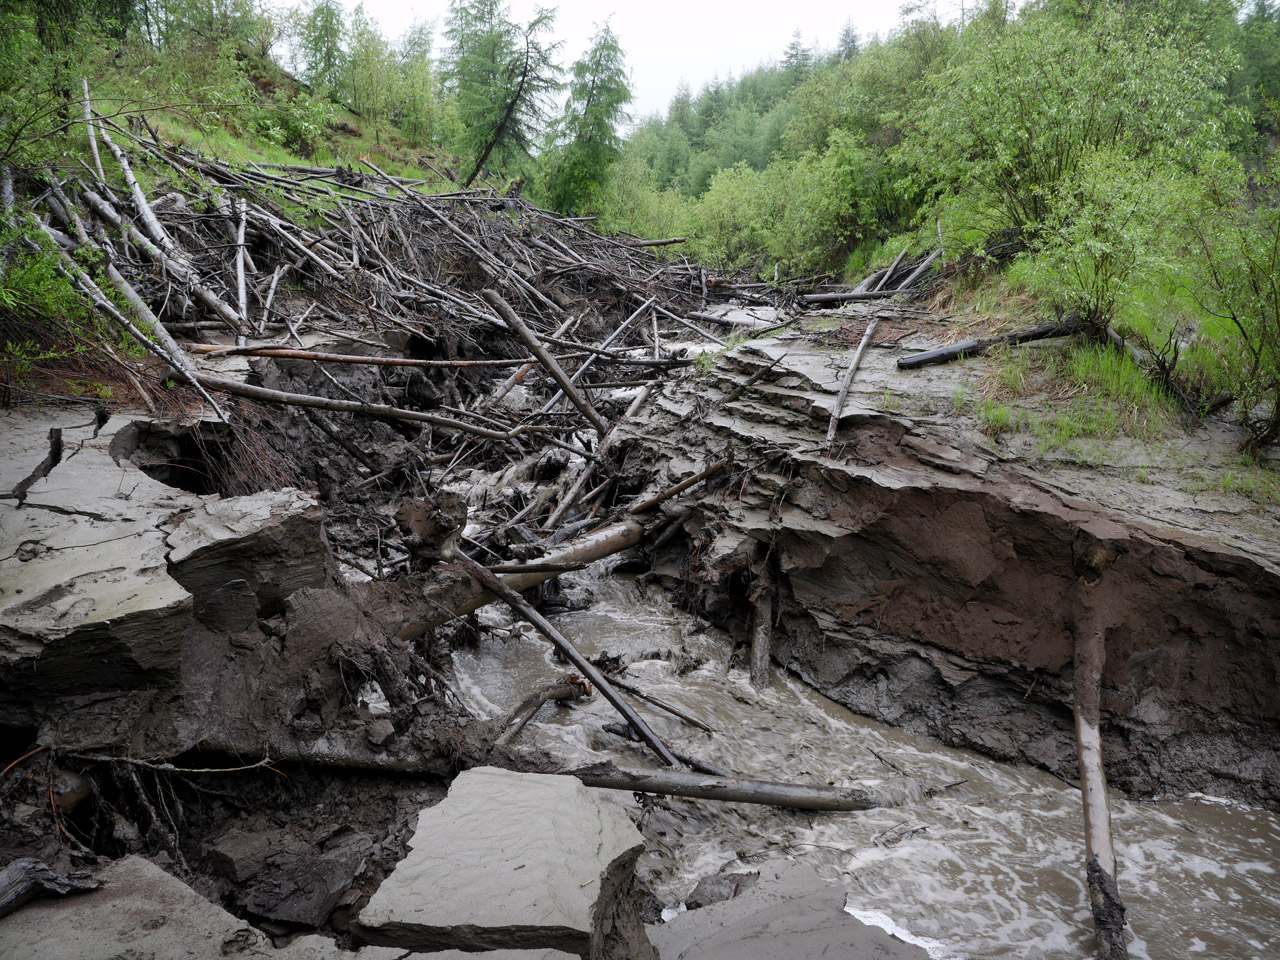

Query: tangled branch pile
[2,111,800,521]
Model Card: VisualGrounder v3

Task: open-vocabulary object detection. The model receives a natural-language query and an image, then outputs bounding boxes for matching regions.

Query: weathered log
[627,236,687,247]
[1074,605,1129,958]
[891,248,942,292]
[627,460,726,515]
[873,244,911,293]
[826,317,881,447]
[454,554,680,767]
[606,677,716,733]
[897,318,1088,370]
[79,185,247,336]
[429,519,645,626]
[186,345,542,368]
[192,372,535,440]
[800,289,898,305]
[81,79,105,183]
[481,288,610,436]
[539,297,653,414]
[567,761,880,812]
[601,725,730,776]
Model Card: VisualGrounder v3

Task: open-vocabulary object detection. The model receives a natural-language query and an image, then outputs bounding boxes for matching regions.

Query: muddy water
[452,570,1280,960]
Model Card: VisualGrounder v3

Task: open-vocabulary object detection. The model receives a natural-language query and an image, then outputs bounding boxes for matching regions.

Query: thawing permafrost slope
[618,329,1280,807]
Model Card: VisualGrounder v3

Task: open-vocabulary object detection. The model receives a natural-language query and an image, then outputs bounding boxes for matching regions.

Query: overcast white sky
[348,1,967,120]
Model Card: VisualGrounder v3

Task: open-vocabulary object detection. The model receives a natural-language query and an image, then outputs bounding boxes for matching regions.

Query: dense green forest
[2,0,1280,449]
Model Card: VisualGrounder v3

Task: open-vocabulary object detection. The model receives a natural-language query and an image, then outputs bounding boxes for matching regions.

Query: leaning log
[481,288,610,436]
[454,554,681,767]
[568,761,880,812]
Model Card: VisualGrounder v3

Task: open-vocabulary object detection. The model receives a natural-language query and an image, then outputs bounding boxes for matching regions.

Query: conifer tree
[443,0,560,187]
[542,21,631,211]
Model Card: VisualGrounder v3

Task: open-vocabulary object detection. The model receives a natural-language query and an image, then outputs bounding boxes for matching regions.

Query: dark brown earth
[618,324,1280,809]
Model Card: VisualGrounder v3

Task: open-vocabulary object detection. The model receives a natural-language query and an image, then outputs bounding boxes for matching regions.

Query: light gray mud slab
[0,411,201,730]
[356,766,650,957]
[648,860,928,959]
[0,855,571,960]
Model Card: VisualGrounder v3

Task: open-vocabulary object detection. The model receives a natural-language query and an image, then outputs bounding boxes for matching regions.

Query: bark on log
[0,858,101,919]
[897,318,1088,370]
[568,761,880,812]
[454,554,680,767]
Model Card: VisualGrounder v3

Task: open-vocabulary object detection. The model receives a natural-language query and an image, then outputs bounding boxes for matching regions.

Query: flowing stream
[451,568,1280,959]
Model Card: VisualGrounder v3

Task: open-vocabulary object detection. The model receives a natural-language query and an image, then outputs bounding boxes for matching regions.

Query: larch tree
[443,0,560,187]
[542,21,632,211]
[300,0,345,91]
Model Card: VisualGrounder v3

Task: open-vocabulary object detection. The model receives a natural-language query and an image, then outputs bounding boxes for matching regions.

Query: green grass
[977,398,1015,435]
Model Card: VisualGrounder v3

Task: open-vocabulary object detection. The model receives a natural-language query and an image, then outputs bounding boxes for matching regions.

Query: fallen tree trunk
[0,858,101,919]
[568,761,880,812]
[481,288,610,436]
[826,317,880,447]
[495,676,591,747]
[427,519,645,628]
[897,317,1088,370]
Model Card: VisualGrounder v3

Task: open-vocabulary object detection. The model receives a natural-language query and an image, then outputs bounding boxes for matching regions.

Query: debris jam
[1,132,1277,959]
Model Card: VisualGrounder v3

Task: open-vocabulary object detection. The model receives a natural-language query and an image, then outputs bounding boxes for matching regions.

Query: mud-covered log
[897,318,1088,370]
[495,676,591,747]
[568,761,880,811]
[432,520,645,626]
[1075,619,1129,959]
[826,317,880,447]
[749,564,773,690]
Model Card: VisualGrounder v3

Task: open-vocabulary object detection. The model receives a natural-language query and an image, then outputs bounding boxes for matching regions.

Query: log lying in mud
[0,859,101,919]
[429,520,645,627]
[896,317,1089,369]
[568,761,880,812]
[495,676,592,747]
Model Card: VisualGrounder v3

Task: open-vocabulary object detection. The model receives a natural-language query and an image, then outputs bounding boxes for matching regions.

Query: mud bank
[619,321,1280,808]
